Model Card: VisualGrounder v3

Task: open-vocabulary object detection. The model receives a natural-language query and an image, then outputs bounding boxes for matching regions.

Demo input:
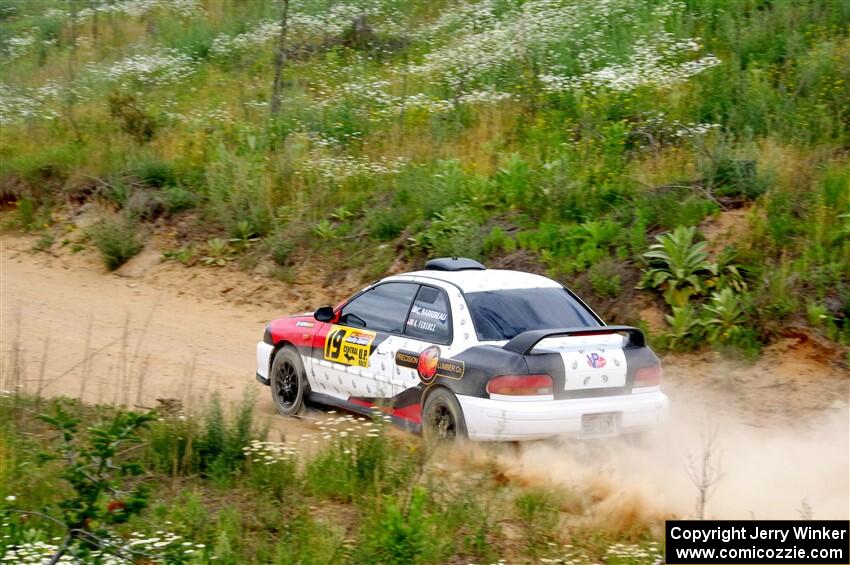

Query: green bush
[304,427,410,502]
[272,509,342,564]
[144,392,256,480]
[28,403,157,563]
[710,159,765,200]
[1,143,83,185]
[493,153,537,209]
[244,452,297,503]
[13,198,36,228]
[195,393,255,481]
[355,487,433,564]
[108,91,159,143]
[482,226,517,256]
[515,489,559,556]
[145,415,200,476]
[205,149,274,239]
[132,158,178,188]
[162,184,199,214]
[368,207,408,241]
[267,232,297,266]
[409,205,483,259]
[588,259,623,299]
[86,216,144,270]
[9,197,52,231]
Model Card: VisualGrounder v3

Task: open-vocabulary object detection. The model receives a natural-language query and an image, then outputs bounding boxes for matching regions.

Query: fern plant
[637,226,718,307]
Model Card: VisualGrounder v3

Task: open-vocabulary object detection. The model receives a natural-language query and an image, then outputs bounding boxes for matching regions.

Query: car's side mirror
[314,306,335,323]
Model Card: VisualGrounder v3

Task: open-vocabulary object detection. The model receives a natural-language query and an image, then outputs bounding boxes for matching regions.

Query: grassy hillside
[2,0,849,355]
[0,394,663,564]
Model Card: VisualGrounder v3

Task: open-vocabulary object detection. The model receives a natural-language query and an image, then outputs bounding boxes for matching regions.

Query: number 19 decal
[323,325,376,368]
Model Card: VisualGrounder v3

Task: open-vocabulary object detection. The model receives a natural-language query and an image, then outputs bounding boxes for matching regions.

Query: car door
[390,284,460,396]
[316,282,418,402]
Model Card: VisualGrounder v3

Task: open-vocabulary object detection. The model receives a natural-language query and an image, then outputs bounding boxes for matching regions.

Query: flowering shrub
[605,541,663,564]
[243,439,299,463]
[540,33,721,94]
[45,0,202,20]
[1,33,36,59]
[210,20,281,59]
[89,48,197,86]
[408,0,720,102]
[0,82,61,125]
[0,530,204,564]
[209,0,394,59]
[409,0,616,89]
[301,152,408,181]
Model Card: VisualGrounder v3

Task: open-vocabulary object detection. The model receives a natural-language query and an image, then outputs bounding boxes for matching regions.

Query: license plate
[581,412,617,437]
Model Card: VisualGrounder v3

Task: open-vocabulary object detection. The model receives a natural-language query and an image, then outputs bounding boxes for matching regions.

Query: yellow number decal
[323,325,375,368]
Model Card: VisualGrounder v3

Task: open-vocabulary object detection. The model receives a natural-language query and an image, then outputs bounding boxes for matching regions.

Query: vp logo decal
[586,352,606,369]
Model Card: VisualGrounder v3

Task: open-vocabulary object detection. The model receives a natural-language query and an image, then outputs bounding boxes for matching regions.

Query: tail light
[634,365,662,387]
[487,374,553,396]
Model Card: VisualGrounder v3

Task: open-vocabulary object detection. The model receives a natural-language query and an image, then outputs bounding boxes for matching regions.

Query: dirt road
[1,235,308,434]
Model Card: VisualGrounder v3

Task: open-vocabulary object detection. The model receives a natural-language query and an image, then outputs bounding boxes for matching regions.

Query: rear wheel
[270,346,308,417]
[422,388,467,441]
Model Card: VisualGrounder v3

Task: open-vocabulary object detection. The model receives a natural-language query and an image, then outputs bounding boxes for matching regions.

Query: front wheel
[422,388,467,442]
[270,346,308,417]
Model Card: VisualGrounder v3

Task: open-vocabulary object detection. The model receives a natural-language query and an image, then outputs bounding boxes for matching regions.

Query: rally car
[255,257,668,441]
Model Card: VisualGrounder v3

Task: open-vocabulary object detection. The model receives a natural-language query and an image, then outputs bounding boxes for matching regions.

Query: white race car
[256,257,668,441]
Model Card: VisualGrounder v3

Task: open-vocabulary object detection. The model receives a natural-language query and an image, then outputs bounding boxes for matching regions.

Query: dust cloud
[487,398,849,526]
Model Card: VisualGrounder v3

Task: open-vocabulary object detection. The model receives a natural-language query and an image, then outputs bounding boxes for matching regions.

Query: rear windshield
[465,288,599,341]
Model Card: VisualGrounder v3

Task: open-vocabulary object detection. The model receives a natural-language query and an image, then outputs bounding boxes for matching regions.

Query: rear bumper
[256,341,274,386]
[456,389,668,441]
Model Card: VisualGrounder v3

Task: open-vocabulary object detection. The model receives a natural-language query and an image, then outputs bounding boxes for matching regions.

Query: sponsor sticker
[296,320,315,328]
[324,325,375,368]
[395,346,465,385]
[586,352,606,368]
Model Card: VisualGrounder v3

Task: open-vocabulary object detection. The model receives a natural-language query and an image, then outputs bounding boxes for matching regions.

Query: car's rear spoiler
[502,326,646,355]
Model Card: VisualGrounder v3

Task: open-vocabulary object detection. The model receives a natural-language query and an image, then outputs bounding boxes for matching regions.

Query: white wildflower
[90,48,197,86]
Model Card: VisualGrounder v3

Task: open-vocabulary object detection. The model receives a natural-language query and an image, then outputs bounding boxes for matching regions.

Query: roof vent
[424,257,486,271]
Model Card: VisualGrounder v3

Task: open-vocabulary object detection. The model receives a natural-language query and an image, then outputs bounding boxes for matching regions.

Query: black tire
[270,346,308,417]
[422,388,467,441]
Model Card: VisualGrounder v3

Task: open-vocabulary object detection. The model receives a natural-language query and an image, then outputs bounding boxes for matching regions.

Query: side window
[339,283,418,333]
[404,286,452,343]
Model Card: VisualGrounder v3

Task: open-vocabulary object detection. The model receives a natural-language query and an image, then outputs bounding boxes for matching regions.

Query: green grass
[1,0,849,352]
[0,394,663,564]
